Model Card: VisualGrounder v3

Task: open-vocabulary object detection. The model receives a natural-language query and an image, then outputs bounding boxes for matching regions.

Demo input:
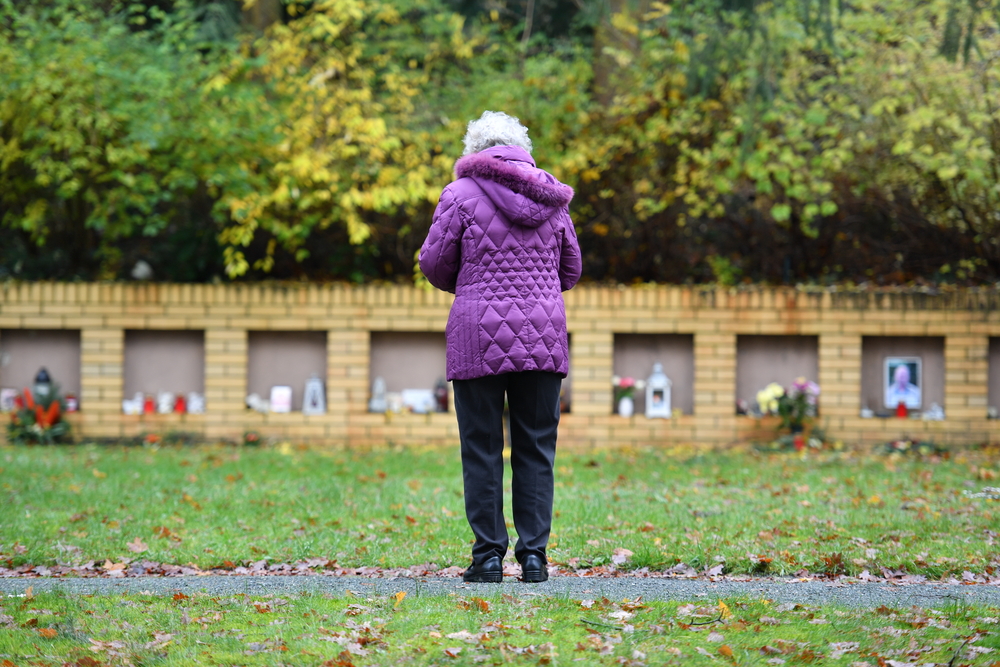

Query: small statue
[157,391,175,414]
[369,376,388,413]
[187,392,205,414]
[246,393,269,413]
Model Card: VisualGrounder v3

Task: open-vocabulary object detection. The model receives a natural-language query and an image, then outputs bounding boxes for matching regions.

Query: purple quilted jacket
[419,145,582,381]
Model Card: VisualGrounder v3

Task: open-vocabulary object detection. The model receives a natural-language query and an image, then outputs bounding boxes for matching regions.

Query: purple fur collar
[454,151,574,207]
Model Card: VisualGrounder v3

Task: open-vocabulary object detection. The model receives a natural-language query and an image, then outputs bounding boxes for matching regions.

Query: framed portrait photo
[884,356,922,410]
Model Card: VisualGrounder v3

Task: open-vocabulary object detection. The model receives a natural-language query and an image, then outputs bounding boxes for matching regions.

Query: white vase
[618,396,634,418]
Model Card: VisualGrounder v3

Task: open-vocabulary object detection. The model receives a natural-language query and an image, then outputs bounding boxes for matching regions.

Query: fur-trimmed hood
[453,145,573,228]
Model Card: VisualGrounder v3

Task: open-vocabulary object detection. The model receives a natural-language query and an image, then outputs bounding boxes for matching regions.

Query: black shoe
[520,554,548,583]
[463,556,503,583]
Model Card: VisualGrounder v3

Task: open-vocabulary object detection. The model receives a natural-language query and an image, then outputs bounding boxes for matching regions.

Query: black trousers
[452,371,562,564]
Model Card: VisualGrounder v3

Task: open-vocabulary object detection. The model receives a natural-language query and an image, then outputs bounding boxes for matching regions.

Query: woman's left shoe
[463,556,503,583]
[519,554,548,583]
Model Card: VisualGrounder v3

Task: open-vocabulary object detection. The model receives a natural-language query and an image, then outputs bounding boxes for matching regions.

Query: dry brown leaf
[126,537,149,553]
[37,628,57,638]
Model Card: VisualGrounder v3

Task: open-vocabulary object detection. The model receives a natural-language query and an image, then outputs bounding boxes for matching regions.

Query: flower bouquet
[7,386,72,445]
[612,375,646,417]
[756,377,820,433]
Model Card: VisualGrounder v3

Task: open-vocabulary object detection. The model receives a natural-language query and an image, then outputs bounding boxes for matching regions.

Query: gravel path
[2,576,999,608]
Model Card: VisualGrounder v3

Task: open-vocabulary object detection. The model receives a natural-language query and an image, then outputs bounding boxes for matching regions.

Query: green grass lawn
[2,442,998,578]
[2,590,999,666]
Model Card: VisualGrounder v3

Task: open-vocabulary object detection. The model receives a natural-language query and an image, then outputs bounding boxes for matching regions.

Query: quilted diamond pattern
[419,145,582,381]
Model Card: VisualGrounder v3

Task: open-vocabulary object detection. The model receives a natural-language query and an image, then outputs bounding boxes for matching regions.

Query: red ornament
[896,401,908,418]
[793,434,806,451]
[174,395,186,413]
[143,396,155,414]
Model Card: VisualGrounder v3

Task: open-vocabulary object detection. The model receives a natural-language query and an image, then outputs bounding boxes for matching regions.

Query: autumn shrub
[0,0,276,280]
[3,0,1000,284]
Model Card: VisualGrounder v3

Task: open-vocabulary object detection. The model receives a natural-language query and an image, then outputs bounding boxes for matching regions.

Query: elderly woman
[419,111,581,583]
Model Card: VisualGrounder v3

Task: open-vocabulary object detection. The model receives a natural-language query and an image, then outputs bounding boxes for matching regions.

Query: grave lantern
[645,363,671,419]
[33,367,52,399]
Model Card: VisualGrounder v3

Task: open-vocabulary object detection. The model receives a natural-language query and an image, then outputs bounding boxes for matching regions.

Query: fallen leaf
[173,593,189,601]
[345,642,368,656]
[37,628,57,638]
[612,548,633,565]
[92,469,107,479]
[718,600,732,619]
[394,591,406,608]
[719,645,734,659]
[444,647,462,658]
[472,597,490,613]
[707,631,725,642]
[126,537,149,553]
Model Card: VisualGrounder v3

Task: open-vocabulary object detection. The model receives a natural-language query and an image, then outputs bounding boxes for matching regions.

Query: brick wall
[1,282,998,446]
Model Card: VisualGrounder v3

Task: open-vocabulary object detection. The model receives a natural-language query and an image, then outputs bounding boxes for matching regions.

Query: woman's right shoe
[520,554,548,583]
[462,556,503,583]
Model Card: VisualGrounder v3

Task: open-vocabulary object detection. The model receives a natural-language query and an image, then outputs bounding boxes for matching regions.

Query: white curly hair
[462,110,533,156]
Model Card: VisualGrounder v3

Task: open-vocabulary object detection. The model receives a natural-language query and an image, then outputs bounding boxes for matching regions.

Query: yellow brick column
[818,334,862,430]
[693,333,736,440]
[945,335,988,423]
[80,328,124,438]
[204,329,247,439]
[328,330,368,441]
[564,331,612,446]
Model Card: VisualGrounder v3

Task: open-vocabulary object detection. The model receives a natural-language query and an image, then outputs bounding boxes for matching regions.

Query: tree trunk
[242,0,282,31]
[592,0,649,105]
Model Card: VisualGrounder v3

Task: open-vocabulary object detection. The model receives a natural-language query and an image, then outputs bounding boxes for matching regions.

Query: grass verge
[1,443,998,577]
[2,590,999,666]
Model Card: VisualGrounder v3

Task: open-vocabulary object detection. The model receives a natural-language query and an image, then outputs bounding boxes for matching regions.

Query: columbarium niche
[860,336,944,416]
[612,334,694,415]
[736,335,819,413]
[369,332,448,413]
[123,330,205,413]
[0,329,81,404]
[247,331,327,412]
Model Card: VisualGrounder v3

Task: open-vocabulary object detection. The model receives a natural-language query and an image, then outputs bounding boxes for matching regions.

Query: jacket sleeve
[419,186,462,293]
[558,208,582,291]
